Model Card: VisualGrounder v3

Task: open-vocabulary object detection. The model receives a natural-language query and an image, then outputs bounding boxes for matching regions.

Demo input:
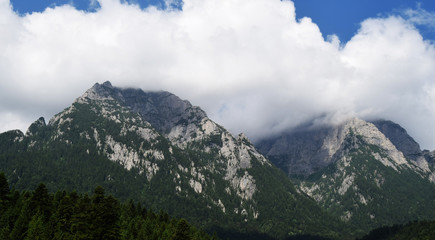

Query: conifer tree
[0,172,9,201]
[10,203,32,240]
[53,195,74,239]
[91,186,121,240]
[70,194,92,239]
[25,214,48,240]
[30,183,51,221]
[0,175,215,240]
[174,219,192,240]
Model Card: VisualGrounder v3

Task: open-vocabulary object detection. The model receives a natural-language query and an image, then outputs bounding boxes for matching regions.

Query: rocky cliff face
[256,117,435,233]
[371,120,424,161]
[257,118,433,177]
[75,82,268,203]
[88,81,207,135]
[256,126,336,176]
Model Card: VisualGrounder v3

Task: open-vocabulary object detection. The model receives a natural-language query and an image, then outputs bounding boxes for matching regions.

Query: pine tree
[70,194,92,239]
[0,175,215,240]
[9,203,32,240]
[53,195,74,239]
[0,172,9,201]
[24,214,48,240]
[173,219,192,240]
[29,183,51,221]
[90,186,121,240]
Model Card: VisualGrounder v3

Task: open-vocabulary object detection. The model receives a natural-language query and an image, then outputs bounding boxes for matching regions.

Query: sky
[1,0,435,149]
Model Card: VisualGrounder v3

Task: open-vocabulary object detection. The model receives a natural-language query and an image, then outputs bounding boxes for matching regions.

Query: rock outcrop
[256,117,435,233]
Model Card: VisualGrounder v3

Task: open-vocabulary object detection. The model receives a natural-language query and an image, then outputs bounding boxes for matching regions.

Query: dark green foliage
[173,219,191,240]
[0,172,9,201]
[29,183,52,221]
[90,187,121,240]
[208,134,223,147]
[358,220,435,240]
[246,159,348,239]
[25,214,49,240]
[0,175,214,240]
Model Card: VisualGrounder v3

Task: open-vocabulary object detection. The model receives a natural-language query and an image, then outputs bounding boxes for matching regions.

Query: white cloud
[0,0,435,149]
[403,4,435,29]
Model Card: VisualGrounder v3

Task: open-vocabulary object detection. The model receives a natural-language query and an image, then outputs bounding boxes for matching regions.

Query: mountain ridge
[0,81,344,239]
[3,81,435,238]
[256,117,435,233]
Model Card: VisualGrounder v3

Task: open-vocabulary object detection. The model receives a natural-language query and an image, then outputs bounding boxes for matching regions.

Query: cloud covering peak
[1,0,435,149]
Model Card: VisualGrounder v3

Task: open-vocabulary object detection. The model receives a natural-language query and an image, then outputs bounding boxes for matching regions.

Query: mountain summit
[256,117,435,233]
[0,82,342,239]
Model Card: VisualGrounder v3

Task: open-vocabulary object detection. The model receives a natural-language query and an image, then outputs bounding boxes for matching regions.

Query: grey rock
[256,125,336,176]
[423,150,435,166]
[89,81,207,135]
[371,119,423,161]
[256,118,424,177]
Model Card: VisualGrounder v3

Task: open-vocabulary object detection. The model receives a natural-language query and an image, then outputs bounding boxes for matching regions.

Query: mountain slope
[0,82,344,239]
[256,118,435,234]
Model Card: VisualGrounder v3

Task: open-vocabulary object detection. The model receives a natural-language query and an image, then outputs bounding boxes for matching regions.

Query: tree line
[0,172,217,240]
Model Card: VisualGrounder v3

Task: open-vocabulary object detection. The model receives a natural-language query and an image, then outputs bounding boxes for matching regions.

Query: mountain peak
[0,81,342,238]
[371,119,422,161]
[25,117,46,137]
[102,81,113,88]
[77,81,118,102]
[257,117,417,177]
[115,88,207,134]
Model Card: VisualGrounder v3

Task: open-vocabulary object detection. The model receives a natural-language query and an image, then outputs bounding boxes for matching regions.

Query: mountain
[256,118,435,234]
[0,82,344,239]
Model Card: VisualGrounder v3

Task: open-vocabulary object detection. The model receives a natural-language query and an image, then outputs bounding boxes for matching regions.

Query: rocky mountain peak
[257,117,422,177]
[76,81,119,102]
[371,119,423,161]
[117,88,207,135]
[237,133,249,141]
[271,117,435,229]
[102,80,113,88]
[25,117,46,137]
[342,118,410,169]
[76,82,208,135]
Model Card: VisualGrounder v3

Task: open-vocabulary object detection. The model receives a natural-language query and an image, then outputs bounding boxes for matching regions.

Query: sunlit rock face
[256,117,435,232]
[77,82,269,204]
[257,117,432,177]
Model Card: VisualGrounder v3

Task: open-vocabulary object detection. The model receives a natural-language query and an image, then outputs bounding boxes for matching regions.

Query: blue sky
[293,0,435,42]
[10,0,435,43]
[10,0,182,13]
[2,0,435,149]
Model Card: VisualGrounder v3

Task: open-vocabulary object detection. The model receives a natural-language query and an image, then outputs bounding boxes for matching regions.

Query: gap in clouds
[10,0,102,14]
[293,0,435,43]
[1,0,435,150]
[9,0,183,15]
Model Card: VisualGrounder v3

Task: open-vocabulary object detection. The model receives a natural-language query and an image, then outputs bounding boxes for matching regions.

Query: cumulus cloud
[403,4,435,29]
[0,0,435,149]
